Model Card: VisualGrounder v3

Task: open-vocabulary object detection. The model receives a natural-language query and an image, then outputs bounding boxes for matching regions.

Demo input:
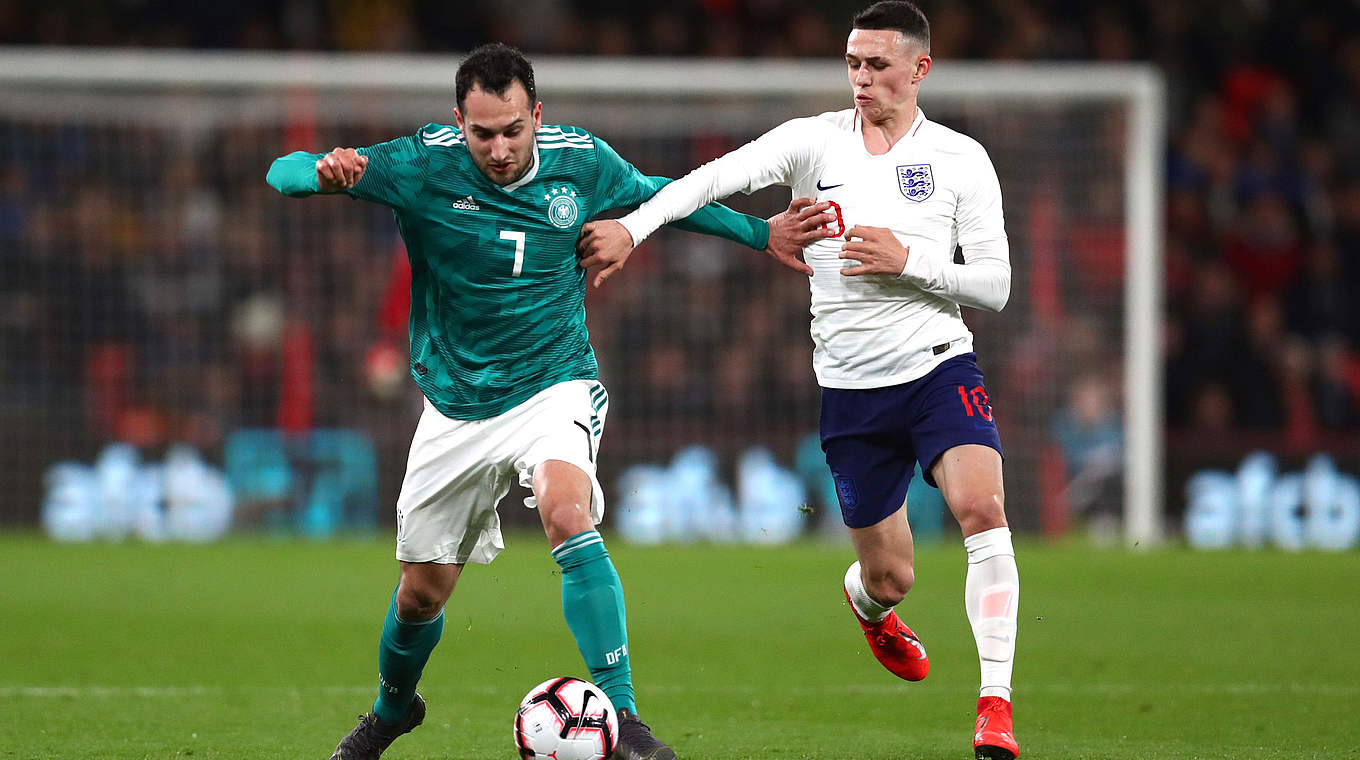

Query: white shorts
[394,379,608,565]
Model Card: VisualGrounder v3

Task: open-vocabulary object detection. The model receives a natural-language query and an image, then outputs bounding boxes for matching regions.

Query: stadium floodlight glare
[0,49,1163,545]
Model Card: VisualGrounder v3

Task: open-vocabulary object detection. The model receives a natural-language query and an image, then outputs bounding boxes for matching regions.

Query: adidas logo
[451,195,480,211]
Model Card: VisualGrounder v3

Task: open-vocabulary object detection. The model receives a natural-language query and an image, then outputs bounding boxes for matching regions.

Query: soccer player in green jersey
[267,44,826,760]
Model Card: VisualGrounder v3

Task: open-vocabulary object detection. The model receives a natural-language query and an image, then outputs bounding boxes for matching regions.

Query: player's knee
[951,491,1007,536]
[540,497,592,547]
[396,580,447,622]
[864,563,914,606]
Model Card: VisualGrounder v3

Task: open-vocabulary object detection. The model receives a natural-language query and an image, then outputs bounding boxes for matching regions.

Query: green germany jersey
[268,123,769,420]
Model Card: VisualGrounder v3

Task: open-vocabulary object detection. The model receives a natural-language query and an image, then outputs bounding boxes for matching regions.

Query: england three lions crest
[897,164,934,202]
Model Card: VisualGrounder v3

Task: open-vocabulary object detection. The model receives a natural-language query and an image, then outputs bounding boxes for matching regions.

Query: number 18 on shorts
[819,353,1003,528]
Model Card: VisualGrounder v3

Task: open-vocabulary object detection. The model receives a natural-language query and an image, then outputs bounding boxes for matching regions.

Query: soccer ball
[513,677,618,760]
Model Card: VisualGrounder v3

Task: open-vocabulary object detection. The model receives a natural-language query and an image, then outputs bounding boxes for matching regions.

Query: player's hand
[576,220,637,288]
[840,225,910,276]
[316,147,368,192]
[764,197,835,276]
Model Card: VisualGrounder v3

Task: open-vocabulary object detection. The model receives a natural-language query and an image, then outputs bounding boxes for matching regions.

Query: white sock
[844,561,892,624]
[964,527,1019,700]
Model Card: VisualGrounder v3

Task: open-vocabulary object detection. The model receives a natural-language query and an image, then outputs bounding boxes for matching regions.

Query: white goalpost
[0,49,1164,545]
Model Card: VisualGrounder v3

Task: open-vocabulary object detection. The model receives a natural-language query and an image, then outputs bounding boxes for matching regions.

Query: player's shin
[552,530,637,714]
[373,588,445,724]
[964,527,1019,699]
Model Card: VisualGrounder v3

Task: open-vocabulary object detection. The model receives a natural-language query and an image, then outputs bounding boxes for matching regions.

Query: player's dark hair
[456,43,537,109]
[852,1,930,52]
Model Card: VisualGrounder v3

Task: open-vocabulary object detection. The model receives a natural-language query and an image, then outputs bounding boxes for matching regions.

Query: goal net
[0,51,1163,543]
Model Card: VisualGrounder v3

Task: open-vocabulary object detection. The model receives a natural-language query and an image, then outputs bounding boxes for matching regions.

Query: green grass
[1,533,1357,759]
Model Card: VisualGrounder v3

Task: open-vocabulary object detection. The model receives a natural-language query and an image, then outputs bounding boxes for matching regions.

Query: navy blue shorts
[820,353,1003,529]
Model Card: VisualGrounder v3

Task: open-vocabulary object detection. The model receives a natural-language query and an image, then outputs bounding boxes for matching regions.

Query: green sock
[372,589,444,724]
[553,530,637,714]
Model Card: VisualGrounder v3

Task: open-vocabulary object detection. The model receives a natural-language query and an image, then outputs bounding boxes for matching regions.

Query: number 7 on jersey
[499,230,525,277]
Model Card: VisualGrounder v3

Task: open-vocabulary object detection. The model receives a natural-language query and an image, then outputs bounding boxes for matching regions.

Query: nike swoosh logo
[565,690,596,739]
[816,180,843,191]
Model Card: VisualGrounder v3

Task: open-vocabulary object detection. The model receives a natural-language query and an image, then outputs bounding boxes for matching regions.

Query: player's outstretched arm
[665,190,833,276]
[578,198,832,287]
[266,147,369,197]
[598,165,773,256]
[592,133,763,254]
[614,119,814,250]
[584,131,815,285]
[646,179,832,265]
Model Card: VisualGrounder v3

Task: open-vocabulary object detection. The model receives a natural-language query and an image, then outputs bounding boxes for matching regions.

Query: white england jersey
[620,107,1011,389]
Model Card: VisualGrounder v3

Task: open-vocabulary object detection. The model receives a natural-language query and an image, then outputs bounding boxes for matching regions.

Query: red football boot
[974,696,1019,760]
[843,588,930,681]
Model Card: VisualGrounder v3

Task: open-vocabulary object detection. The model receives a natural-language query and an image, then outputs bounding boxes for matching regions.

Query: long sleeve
[899,237,1011,312]
[899,144,1011,312]
[617,117,818,246]
[266,130,429,209]
[593,136,769,250]
[266,151,323,197]
[643,176,768,250]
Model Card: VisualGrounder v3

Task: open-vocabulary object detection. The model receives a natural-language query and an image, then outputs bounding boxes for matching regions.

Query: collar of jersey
[854,107,927,152]
[490,139,541,194]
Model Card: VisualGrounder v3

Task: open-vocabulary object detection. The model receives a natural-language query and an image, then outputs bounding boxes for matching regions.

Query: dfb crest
[896,164,934,202]
[546,185,580,228]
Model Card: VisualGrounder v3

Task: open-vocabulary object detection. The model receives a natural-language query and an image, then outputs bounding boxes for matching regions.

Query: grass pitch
[1,532,1356,759]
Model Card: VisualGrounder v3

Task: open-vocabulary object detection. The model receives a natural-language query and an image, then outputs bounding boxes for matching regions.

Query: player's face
[845,28,930,124]
[456,82,542,186]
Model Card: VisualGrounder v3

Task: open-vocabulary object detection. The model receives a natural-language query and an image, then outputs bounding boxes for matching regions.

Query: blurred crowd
[1,0,1358,527]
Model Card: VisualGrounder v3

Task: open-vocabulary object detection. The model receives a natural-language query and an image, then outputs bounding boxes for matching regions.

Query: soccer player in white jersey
[577,3,1021,757]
